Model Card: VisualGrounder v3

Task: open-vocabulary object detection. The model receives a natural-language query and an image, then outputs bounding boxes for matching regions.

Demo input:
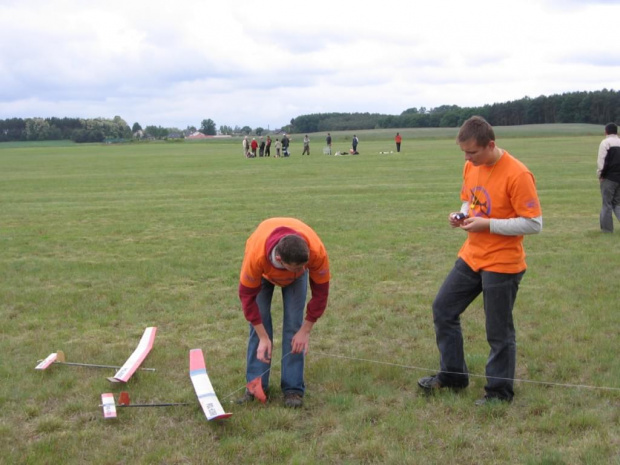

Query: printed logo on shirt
[525,198,539,209]
[470,186,492,217]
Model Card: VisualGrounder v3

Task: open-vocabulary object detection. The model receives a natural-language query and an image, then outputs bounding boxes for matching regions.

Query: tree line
[0,115,260,142]
[2,89,617,143]
[286,89,620,133]
[0,116,132,143]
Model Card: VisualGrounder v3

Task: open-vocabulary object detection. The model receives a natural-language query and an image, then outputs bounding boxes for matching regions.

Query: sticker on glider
[189,349,232,421]
[108,327,157,383]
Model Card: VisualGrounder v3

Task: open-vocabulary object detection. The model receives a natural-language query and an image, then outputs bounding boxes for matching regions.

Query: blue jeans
[600,178,620,232]
[246,271,307,395]
[432,259,524,400]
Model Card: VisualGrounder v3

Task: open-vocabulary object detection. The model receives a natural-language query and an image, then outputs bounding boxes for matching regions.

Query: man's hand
[449,212,467,228]
[291,320,314,355]
[253,323,272,363]
[461,217,491,232]
[256,337,272,363]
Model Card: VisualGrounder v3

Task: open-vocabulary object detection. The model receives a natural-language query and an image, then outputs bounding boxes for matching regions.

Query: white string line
[222,351,293,401]
[312,351,620,392]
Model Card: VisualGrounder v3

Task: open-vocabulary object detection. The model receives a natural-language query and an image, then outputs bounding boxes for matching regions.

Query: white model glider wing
[108,327,157,383]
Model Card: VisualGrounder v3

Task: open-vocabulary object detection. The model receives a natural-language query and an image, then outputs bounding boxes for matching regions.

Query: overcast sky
[1,0,618,131]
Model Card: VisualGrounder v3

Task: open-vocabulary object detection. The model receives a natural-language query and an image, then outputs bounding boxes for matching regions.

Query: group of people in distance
[243,134,293,158]
[235,116,551,409]
[243,132,371,158]
[324,132,360,155]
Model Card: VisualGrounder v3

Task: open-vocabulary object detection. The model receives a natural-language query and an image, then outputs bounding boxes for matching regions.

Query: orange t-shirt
[458,151,541,273]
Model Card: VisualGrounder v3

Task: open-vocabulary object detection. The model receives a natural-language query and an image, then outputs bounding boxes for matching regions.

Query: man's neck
[485,147,503,166]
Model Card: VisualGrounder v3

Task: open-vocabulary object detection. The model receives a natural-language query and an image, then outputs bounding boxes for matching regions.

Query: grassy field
[1,125,618,465]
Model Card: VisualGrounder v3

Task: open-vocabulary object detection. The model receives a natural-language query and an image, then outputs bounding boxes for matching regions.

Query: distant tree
[132,122,142,133]
[219,125,233,135]
[240,126,252,135]
[200,119,217,136]
[25,118,53,141]
[255,127,264,136]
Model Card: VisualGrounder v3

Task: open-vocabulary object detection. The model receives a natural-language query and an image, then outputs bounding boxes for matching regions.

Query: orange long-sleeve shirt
[239,218,330,325]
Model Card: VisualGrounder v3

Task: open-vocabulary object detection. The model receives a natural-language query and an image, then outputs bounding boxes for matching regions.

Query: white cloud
[1,0,619,129]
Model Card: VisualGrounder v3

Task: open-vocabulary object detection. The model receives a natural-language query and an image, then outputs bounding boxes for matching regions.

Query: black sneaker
[235,390,255,404]
[283,392,303,408]
[417,374,468,392]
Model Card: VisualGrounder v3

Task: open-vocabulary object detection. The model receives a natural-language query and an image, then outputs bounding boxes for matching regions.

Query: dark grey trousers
[433,258,524,400]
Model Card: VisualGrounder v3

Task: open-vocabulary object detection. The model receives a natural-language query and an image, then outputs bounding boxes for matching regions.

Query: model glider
[100,391,189,419]
[35,327,157,380]
[108,327,157,383]
[189,349,232,420]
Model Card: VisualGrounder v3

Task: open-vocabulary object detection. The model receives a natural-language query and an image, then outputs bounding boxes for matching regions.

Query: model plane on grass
[100,348,234,421]
[35,327,157,383]
[100,391,189,419]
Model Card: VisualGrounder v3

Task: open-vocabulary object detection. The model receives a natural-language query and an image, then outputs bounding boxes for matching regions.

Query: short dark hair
[276,235,309,264]
[457,116,496,147]
[605,123,618,135]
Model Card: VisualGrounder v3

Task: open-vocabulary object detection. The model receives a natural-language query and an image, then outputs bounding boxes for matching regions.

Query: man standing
[265,135,272,157]
[326,133,332,155]
[242,136,249,158]
[352,135,359,154]
[237,218,330,408]
[302,135,310,155]
[395,132,402,152]
[281,133,290,157]
[418,116,542,405]
[275,138,281,158]
[259,137,266,157]
[251,138,258,158]
[597,122,620,232]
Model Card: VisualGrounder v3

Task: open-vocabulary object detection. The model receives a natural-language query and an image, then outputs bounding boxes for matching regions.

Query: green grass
[1,125,619,464]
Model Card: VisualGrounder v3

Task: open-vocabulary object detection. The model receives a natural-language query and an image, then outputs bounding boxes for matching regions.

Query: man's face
[458,138,496,166]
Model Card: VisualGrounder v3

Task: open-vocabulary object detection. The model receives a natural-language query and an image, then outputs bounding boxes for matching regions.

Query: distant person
[417,116,542,405]
[275,138,281,158]
[395,132,402,152]
[281,133,290,157]
[597,122,620,232]
[352,135,359,154]
[251,138,258,157]
[302,135,310,155]
[236,218,331,408]
[259,137,266,157]
[326,133,332,155]
[265,136,272,157]
[243,136,249,158]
